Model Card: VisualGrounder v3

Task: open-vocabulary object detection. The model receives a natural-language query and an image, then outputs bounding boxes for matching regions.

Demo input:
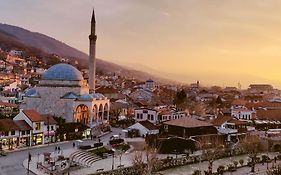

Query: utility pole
[47,115,50,145]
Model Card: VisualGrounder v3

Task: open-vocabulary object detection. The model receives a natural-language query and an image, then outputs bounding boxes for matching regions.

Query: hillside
[0,23,176,84]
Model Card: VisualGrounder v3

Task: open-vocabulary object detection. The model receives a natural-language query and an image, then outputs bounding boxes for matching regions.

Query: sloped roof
[14,120,32,131]
[0,101,18,108]
[212,116,233,126]
[96,86,118,94]
[212,116,247,126]
[23,110,44,122]
[138,120,158,130]
[256,109,281,121]
[0,119,19,132]
[41,114,57,125]
[164,117,213,128]
[232,99,247,106]
[61,92,78,99]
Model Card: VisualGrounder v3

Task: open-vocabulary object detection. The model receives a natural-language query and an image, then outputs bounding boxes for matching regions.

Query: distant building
[231,108,256,121]
[248,84,274,94]
[145,79,155,90]
[162,117,217,138]
[128,120,159,136]
[0,109,58,150]
[134,107,188,124]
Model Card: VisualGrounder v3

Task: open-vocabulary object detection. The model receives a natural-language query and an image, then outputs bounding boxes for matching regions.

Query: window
[35,122,41,130]
[22,131,25,135]
[140,114,143,119]
[5,131,9,136]
[137,114,140,119]
[51,126,54,131]
[151,115,154,121]
[11,131,15,135]
[26,130,30,135]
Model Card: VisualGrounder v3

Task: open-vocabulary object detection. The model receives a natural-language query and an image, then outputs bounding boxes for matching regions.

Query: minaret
[89,8,97,93]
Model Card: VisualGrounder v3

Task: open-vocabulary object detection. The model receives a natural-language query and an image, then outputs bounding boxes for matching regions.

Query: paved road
[0,128,122,175]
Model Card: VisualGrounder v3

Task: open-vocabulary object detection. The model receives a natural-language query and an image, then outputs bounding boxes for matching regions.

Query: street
[0,128,122,175]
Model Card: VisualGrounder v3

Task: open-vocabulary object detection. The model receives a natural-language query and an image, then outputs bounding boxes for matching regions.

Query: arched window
[98,104,103,120]
[93,104,98,122]
[104,103,109,120]
[75,105,90,125]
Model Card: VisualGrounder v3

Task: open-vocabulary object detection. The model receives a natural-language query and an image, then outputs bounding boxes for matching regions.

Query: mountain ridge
[0,23,177,84]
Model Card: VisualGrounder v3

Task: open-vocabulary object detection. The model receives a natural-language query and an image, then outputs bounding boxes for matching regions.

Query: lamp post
[112,149,115,170]
[47,115,50,145]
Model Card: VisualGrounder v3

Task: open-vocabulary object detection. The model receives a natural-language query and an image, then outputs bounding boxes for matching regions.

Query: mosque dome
[42,63,83,81]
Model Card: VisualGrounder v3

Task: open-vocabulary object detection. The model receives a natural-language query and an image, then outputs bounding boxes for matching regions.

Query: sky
[1,0,281,88]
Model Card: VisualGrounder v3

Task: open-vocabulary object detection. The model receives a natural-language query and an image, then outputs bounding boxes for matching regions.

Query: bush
[94,142,103,148]
[109,138,124,145]
[261,155,270,163]
[239,159,244,166]
[233,161,238,167]
[113,143,130,152]
[79,145,92,150]
[192,170,201,175]
[227,164,236,171]
[277,154,281,160]
[217,165,225,175]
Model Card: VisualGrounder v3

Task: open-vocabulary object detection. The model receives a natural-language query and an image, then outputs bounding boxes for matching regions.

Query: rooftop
[163,117,213,128]
[42,63,83,81]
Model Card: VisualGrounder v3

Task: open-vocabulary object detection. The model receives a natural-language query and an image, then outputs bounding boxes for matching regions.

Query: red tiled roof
[41,114,57,125]
[246,102,281,109]
[256,109,281,121]
[0,101,18,108]
[23,110,43,122]
[0,119,19,132]
[164,117,213,128]
[232,99,247,106]
[96,86,118,94]
[212,116,233,126]
[14,120,32,131]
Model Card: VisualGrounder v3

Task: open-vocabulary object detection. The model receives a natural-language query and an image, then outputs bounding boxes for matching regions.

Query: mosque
[21,9,110,132]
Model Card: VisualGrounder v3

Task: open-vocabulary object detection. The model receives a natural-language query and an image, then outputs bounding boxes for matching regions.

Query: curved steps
[70,150,103,167]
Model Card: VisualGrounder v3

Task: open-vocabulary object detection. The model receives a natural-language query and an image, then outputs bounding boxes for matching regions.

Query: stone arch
[74,104,90,125]
[93,104,98,122]
[104,103,109,120]
[98,104,103,120]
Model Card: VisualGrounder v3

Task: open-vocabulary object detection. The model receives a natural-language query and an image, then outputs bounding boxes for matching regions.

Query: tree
[174,90,187,108]
[240,135,266,172]
[267,165,281,175]
[131,146,158,175]
[197,136,225,174]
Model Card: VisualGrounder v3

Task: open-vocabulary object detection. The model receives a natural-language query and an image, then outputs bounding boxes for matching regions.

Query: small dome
[25,88,40,97]
[42,63,83,81]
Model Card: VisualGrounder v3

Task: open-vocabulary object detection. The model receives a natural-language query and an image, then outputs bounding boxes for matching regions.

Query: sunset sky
[1,0,281,88]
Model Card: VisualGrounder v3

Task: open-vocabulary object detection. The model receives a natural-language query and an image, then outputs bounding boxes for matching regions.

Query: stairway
[70,150,103,167]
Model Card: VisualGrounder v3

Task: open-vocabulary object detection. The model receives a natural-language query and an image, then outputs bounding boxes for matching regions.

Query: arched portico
[74,104,90,125]
[98,104,103,121]
[104,103,109,120]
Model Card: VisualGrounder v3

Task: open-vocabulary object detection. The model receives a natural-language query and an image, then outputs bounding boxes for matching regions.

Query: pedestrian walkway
[160,152,279,175]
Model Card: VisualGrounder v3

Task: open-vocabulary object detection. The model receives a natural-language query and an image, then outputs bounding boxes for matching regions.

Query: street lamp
[111,149,115,170]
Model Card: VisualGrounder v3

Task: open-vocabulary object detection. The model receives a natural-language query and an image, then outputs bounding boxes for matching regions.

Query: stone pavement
[22,148,77,175]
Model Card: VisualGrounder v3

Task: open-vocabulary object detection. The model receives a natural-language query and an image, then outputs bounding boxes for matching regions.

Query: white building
[128,120,159,136]
[231,108,256,121]
[134,107,188,124]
